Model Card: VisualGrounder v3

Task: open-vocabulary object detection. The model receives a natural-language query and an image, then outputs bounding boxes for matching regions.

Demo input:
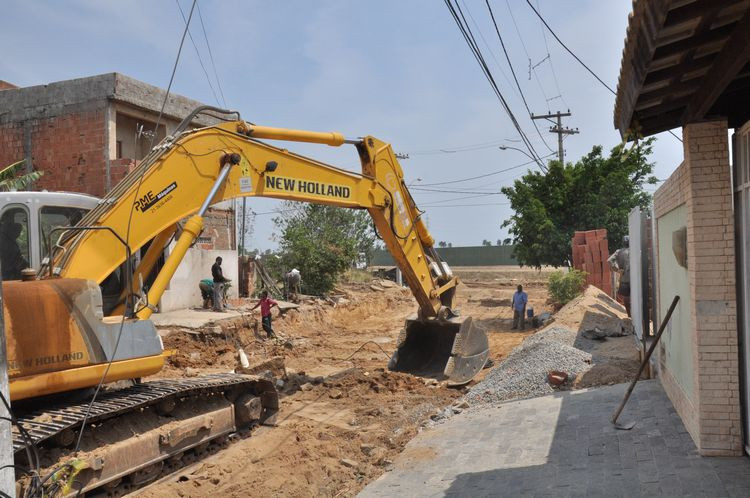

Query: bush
[548,269,587,307]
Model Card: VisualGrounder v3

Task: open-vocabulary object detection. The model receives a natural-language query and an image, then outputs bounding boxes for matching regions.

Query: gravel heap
[465,326,592,406]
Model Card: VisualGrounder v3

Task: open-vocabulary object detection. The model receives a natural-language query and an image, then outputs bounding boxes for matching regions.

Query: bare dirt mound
[141,268,552,497]
[138,368,459,498]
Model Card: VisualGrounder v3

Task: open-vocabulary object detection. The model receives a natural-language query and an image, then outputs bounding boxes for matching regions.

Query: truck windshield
[39,206,89,262]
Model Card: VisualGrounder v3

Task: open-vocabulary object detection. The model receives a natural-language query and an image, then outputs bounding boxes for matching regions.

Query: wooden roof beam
[683,9,750,122]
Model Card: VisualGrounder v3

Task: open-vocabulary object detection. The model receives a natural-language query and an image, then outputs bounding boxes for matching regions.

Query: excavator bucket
[388,315,489,386]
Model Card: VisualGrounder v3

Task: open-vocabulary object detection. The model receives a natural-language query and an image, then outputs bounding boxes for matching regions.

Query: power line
[485,0,554,153]
[176,0,221,107]
[444,0,547,171]
[459,0,521,101]
[414,192,506,203]
[74,0,199,455]
[403,136,550,156]
[419,152,555,186]
[412,187,503,195]
[505,0,552,110]
[421,202,510,208]
[523,0,682,144]
[524,0,614,94]
[535,0,569,109]
[196,1,227,108]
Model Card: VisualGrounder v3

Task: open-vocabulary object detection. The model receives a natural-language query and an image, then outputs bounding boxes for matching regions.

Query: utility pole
[531,110,579,164]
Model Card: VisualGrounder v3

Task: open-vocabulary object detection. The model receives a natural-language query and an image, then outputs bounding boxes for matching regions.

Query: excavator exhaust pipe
[388,315,489,386]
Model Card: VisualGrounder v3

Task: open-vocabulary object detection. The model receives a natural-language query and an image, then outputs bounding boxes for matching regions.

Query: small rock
[329,390,343,400]
[424,378,438,386]
[207,325,223,335]
[582,328,607,341]
[340,458,359,468]
[360,443,376,456]
[185,367,199,377]
[284,340,294,350]
[454,400,470,409]
[547,370,568,386]
[452,407,462,414]
[275,379,285,389]
[189,352,201,361]
[300,383,313,391]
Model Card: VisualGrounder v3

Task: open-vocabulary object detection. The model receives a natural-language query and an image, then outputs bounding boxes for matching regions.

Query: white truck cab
[0,191,100,280]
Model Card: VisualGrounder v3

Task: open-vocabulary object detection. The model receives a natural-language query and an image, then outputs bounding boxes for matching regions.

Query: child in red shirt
[251,290,278,338]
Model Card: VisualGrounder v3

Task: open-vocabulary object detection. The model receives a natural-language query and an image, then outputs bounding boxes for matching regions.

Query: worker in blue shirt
[511,284,528,330]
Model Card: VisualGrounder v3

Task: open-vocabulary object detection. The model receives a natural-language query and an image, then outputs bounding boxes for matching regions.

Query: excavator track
[14,373,279,496]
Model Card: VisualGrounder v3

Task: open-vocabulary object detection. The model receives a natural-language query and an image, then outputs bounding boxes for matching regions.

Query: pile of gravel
[465,326,591,406]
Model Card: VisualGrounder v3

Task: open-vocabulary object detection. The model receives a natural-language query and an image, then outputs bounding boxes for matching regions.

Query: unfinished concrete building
[0,73,237,310]
[615,0,750,456]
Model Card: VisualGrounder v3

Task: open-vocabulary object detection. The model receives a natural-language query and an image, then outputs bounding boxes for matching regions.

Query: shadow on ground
[360,381,750,497]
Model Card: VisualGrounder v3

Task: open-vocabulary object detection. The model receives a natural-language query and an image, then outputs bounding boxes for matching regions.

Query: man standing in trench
[211,257,230,312]
[511,284,527,330]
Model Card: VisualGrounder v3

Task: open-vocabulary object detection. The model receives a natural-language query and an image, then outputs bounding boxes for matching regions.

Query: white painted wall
[159,244,238,312]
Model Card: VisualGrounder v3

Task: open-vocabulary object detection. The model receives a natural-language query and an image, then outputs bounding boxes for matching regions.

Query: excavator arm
[50,109,451,317]
[41,107,488,385]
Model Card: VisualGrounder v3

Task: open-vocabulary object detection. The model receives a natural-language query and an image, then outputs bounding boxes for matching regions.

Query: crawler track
[13,373,279,496]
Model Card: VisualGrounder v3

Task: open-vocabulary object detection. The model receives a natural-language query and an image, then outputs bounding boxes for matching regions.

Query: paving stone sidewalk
[359,380,750,497]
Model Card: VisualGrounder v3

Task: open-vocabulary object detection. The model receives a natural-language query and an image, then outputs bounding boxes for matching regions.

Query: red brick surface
[571,229,611,295]
[0,109,107,196]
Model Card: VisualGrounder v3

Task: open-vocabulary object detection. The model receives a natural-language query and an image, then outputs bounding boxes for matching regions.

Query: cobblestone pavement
[359,380,750,497]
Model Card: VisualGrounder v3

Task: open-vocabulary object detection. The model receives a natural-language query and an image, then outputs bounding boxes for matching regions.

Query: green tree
[271,202,375,295]
[501,139,656,268]
[0,160,43,191]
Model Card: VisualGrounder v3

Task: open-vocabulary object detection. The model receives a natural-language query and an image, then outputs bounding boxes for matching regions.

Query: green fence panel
[370,245,517,267]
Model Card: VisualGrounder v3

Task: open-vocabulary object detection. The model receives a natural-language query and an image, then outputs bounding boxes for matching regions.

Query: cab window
[39,206,88,261]
[0,206,30,281]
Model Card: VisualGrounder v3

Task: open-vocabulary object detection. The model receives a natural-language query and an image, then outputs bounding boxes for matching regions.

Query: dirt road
[138,266,555,497]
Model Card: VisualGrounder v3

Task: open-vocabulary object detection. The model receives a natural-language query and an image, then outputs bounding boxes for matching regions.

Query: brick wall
[0,123,24,170]
[0,108,108,196]
[195,208,235,251]
[653,120,742,456]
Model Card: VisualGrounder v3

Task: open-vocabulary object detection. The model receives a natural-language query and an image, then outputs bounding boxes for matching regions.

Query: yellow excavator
[5,106,489,495]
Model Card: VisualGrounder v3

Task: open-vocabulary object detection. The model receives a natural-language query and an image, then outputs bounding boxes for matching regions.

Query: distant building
[0,73,237,310]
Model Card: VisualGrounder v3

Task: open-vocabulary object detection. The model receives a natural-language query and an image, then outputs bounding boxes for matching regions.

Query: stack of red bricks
[571,229,612,295]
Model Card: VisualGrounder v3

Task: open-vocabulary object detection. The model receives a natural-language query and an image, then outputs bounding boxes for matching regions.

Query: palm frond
[0,160,43,191]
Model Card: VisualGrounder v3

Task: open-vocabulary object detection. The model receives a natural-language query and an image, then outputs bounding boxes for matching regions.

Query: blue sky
[1,0,684,249]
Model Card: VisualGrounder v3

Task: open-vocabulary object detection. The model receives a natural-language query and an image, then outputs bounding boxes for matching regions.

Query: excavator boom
[34,106,489,387]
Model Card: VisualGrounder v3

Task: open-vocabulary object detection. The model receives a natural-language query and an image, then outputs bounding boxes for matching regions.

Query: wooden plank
[643,56,712,86]
[683,9,750,122]
[652,23,733,61]
[663,0,747,28]
[615,0,672,135]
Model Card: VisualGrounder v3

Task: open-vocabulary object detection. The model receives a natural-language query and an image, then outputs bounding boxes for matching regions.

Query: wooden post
[611,295,680,426]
